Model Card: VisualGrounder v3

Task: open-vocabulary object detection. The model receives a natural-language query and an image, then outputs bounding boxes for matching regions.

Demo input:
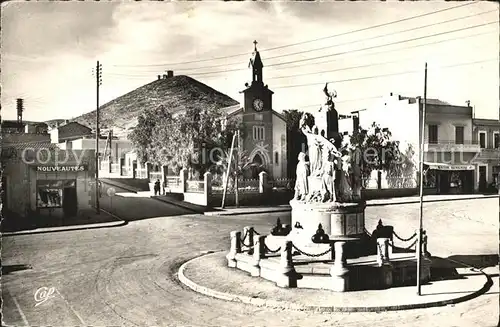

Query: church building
[223,41,287,179]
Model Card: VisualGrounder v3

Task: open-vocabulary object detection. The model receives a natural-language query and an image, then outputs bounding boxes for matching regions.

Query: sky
[2,1,499,122]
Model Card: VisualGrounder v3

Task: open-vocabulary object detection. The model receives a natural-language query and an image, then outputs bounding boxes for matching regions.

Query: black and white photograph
[1,1,499,326]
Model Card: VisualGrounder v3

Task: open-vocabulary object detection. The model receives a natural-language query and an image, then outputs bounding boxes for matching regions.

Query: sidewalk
[1,208,126,236]
[205,194,499,216]
[179,251,498,312]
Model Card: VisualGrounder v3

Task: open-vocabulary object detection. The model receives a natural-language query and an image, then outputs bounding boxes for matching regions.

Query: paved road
[2,198,498,326]
[99,182,198,220]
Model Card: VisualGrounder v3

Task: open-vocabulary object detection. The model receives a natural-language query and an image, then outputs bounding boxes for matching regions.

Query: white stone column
[330,241,349,292]
[226,231,242,268]
[276,240,296,288]
[259,171,268,193]
[180,168,188,193]
[250,235,266,277]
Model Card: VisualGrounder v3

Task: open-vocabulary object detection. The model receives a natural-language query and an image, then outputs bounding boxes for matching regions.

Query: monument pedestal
[289,199,371,259]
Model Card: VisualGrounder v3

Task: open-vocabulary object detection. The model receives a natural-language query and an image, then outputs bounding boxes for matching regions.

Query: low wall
[362,188,418,200]
[184,192,208,206]
[209,190,294,207]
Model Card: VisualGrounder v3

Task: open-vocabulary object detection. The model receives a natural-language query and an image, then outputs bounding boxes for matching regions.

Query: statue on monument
[293,85,362,204]
[293,152,309,201]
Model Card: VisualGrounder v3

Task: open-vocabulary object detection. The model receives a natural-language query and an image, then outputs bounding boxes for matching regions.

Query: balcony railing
[424,139,480,152]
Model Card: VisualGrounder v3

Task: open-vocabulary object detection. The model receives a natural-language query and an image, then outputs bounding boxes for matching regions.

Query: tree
[129,104,244,177]
[347,122,405,188]
[387,143,417,188]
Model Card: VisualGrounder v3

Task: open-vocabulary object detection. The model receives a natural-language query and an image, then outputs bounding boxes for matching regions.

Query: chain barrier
[241,239,254,248]
[240,229,250,243]
[392,230,417,242]
[264,243,281,254]
[291,244,332,258]
[388,238,418,250]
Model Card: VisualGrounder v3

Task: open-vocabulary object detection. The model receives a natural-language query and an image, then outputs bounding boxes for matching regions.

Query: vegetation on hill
[70,75,239,137]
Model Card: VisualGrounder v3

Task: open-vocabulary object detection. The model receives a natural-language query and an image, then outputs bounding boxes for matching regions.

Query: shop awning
[424,162,475,171]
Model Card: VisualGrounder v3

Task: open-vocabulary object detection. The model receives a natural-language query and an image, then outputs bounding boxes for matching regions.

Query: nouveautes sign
[36,166,87,172]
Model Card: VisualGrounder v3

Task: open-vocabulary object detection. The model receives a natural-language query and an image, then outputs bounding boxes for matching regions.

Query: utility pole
[235,129,240,208]
[221,133,237,209]
[417,62,427,295]
[95,61,102,214]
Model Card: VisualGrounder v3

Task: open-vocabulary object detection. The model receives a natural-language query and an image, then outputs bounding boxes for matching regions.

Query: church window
[275,152,279,165]
[253,126,265,141]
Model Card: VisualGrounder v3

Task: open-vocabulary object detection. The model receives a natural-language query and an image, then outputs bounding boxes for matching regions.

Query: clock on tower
[253,98,264,111]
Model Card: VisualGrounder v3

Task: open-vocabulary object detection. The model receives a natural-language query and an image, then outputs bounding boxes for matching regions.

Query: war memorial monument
[225,84,432,292]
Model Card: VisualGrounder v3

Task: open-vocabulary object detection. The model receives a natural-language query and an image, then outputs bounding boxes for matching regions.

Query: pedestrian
[154,179,161,196]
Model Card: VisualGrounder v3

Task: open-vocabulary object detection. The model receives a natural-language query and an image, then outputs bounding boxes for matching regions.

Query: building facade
[223,42,287,179]
[347,94,486,194]
[472,118,500,191]
[3,137,96,219]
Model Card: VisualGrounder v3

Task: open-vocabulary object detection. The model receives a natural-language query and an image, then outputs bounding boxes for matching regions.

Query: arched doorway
[252,153,263,166]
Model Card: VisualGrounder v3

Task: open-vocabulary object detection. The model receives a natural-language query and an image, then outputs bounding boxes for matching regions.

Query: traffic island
[178,250,494,312]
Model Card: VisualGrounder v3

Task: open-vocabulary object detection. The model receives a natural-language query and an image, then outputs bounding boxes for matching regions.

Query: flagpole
[417,62,427,295]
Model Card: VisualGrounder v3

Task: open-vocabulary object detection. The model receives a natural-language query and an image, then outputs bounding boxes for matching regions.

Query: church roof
[249,51,263,69]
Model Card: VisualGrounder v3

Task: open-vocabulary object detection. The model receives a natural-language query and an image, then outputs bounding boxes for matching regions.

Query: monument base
[288,199,375,258]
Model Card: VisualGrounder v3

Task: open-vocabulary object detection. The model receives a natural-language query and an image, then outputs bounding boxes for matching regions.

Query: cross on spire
[253,40,258,52]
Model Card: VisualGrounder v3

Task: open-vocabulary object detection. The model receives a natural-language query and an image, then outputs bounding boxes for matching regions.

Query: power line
[151,21,498,76]
[111,2,475,68]
[266,21,498,69]
[164,8,496,73]
[104,29,496,81]
[272,57,498,89]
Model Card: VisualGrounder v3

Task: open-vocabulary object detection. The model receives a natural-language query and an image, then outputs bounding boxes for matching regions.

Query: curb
[100,179,142,193]
[1,209,127,236]
[178,251,493,313]
[204,208,292,216]
[367,195,498,207]
[151,196,206,214]
[204,195,498,216]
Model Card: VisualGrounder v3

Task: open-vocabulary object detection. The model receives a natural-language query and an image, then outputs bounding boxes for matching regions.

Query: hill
[70,75,239,138]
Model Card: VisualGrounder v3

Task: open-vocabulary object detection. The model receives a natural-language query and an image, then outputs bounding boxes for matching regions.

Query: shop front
[423,162,475,195]
[33,165,92,218]
[4,148,96,219]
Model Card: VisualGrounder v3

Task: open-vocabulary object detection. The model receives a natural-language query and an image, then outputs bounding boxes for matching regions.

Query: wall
[424,105,473,144]
[62,138,134,162]
[357,95,420,165]
[3,157,31,217]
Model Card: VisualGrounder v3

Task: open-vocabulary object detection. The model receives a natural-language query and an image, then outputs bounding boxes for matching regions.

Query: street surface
[2,197,498,327]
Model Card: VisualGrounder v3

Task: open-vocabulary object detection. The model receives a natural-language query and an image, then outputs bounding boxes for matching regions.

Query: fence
[111,163,120,174]
[211,178,260,194]
[270,178,295,191]
[135,168,147,179]
[149,171,163,182]
[186,180,205,193]
[121,166,132,177]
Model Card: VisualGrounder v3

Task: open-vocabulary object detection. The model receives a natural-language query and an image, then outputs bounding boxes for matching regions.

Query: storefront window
[36,180,75,208]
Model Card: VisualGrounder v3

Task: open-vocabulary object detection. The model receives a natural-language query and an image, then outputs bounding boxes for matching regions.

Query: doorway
[478,166,487,192]
[63,181,77,217]
[437,171,449,194]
